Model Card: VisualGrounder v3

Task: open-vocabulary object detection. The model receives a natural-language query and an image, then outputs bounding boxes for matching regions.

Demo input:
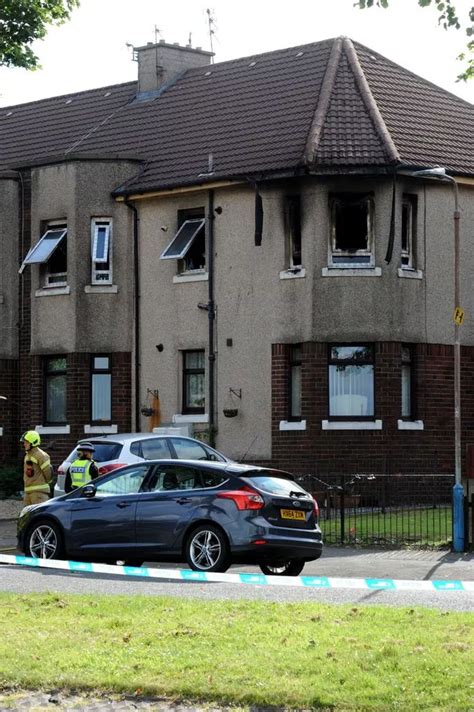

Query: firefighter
[66,442,99,492]
[20,430,53,505]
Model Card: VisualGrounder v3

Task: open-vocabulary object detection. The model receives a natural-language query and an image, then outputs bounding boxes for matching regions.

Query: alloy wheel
[28,524,59,559]
[189,529,222,570]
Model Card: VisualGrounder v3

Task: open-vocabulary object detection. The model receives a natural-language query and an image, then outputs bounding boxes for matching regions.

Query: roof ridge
[303,37,343,165]
[342,38,399,164]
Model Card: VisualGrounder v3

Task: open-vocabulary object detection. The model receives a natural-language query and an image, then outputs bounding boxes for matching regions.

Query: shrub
[0,466,23,498]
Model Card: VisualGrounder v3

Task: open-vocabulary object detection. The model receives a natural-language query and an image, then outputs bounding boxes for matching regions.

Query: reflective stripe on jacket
[23,446,52,493]
[24,482,51,494]
[69,459,94,488]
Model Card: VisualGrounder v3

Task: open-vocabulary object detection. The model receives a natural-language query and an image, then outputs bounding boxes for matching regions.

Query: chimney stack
[134,41,213,98]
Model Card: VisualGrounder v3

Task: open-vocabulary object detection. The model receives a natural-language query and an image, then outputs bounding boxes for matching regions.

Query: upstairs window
[401,194,417,269]
[91,355,112,422]
[91,218,112,285]
[285,195,302,270]
[160,208,206,274]
[20,223,67,286]
[288,344,302,421]
[329,193,374,266]
[182,350,205,414]
[44,356,67,424]
[329,345,374,419]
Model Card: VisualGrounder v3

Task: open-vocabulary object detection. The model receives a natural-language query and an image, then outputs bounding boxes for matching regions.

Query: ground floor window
[91,355,112,422]
[44,356,67,423]
[328,345,374,418]
[182,350,205,414]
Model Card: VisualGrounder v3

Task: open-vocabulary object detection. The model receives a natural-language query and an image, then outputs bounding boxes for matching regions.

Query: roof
[0,38,472,193]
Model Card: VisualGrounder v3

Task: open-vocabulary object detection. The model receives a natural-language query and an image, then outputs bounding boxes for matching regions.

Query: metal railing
[298,473,454,548]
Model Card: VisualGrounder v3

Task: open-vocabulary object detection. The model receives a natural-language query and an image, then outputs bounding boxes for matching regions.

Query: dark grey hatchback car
[18,460,323,575]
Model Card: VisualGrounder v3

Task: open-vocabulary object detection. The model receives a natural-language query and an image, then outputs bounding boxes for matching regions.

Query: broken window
[401,194,417,269]
[160,208,206,273]
[285,195,302,270]
[329,193,374,266]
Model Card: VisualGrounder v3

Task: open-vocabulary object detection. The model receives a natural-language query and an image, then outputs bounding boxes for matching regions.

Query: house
[0,37,473,481]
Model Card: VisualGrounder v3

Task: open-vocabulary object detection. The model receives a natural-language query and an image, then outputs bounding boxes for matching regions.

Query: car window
[199,443,226,462]
[200,469,228,488]
[70,442,123,463]
[241,471,306,497]
[141,438,172,460]
[95,465,150,496]
[130,441,142,457]
[170,437,214,461]
[147,465,202,492]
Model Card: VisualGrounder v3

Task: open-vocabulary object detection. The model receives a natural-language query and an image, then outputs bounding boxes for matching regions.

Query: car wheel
[259,560,306,576]
[185,524,230,573]
[25,520,64,560]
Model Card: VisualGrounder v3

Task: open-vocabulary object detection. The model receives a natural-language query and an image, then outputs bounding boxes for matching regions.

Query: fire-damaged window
[19,222,67,286]
[329,193,374,266]
[160,208,206,274]
[285,195,302,270]
[328,345,374,419]
[401,194,417,269]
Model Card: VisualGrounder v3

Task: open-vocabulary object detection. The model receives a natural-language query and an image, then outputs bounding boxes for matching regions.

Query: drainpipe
[207,190,216,447]
[125,199,141,432]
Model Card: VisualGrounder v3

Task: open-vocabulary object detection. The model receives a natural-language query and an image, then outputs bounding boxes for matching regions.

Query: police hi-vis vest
[69,459,94,488]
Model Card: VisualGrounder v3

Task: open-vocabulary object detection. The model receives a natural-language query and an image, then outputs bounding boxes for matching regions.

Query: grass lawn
[321,506,452,547]
[0,593,472,710]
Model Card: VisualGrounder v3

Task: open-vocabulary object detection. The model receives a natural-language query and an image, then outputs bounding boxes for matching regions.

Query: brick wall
[271,341,474,477]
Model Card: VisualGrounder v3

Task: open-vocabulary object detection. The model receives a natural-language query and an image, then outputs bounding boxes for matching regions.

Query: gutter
[207,190,216,447]
[124,199,141,432]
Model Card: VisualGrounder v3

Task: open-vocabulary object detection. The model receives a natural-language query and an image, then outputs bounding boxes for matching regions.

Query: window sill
[35,425,70,435]
[397,268,423,280]
[173,272,208,284]
[322,420,382,430]
[35,286,71,297]
[322,267,382,277]
[279,420,306,431]
[84,285,118,294]
[397,419,424,430]
[279,268,306,280]
[173,413,209,424]
[84,424,118,434]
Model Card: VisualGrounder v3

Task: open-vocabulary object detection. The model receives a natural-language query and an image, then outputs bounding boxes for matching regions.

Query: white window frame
[329,194,374,268]
[401,194,417,270]
[91,218,113,285]
[44,222,67,287]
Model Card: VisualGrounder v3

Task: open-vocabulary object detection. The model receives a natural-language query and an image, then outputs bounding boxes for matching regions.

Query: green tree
[356,0,473,80]
[0,0,80,70]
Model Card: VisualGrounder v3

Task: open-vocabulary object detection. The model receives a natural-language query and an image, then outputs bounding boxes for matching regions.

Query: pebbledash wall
[271,341,474,476]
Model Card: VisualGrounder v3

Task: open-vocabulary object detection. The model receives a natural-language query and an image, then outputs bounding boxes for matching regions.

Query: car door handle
[176,497,192,505]
[117,502,132,508]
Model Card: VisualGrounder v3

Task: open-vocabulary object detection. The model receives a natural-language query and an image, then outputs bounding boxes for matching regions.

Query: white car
[54,433,231,497]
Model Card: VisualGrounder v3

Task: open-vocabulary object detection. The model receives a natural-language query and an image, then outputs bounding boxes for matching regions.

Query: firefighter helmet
[20,430,41,447]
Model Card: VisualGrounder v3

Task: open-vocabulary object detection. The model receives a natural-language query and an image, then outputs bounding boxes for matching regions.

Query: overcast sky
[0,0,472,107]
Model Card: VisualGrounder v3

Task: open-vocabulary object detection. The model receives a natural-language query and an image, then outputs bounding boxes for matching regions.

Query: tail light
[312,497,319,521]
[98,463,128,475]
[217,485,264,510]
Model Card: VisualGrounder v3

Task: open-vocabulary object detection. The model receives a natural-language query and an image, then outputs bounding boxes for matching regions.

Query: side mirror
[82,483,96,499]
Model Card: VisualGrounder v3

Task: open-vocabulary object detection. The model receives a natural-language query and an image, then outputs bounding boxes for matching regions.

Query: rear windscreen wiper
[289,490,306,498]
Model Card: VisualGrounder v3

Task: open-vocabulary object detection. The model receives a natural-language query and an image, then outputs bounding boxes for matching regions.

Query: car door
[68,464,151,558]
[135,463,212,554]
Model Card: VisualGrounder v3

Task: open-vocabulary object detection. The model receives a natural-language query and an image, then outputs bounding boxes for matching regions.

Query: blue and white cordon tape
[0,553,472,592]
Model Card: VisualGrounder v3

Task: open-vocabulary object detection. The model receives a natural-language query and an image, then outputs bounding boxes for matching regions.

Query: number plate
[280,508,306,521]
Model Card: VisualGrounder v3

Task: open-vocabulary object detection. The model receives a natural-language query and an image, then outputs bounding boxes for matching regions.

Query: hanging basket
[223,408,238,418]
[140,407,154,417]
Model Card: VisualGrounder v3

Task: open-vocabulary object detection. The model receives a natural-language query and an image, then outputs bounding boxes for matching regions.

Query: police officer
[65,442,99,492]
[20,430,53,505]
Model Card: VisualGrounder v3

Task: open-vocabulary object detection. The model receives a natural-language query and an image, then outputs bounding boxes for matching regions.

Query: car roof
[131,459,294,478]
[77,433,200,443]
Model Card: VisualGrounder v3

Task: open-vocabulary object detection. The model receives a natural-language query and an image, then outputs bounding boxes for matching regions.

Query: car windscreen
[68,441,123,463]
[240,472,307,497]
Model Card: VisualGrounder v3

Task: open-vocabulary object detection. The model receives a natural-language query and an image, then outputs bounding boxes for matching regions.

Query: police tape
[0,553,473,592]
